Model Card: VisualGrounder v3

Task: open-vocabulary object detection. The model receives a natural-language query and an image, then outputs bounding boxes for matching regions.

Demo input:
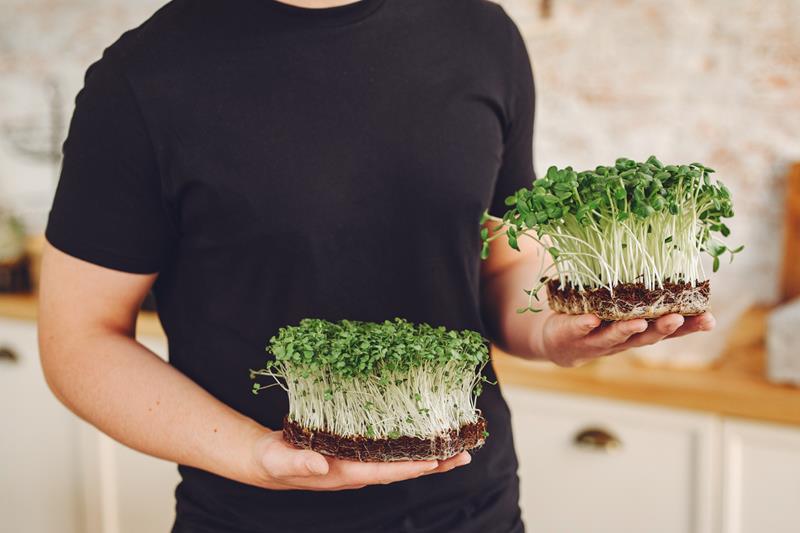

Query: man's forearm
[40,327,267,486]
[481,260,549,360]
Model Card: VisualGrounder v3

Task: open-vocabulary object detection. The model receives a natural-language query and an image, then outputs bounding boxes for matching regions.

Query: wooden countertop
[494,307,800,426]
[0,292,165,338]
[2,292,798,426]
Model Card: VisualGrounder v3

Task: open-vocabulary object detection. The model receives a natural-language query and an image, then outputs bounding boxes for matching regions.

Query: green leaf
[651,196,665,211]
[557,190,573,201]
[543,194,560,204]
[646,155,663,168]
[708,242,727,257]
[633,202,655,218]
[713,256,720,272]
[480,241,490,260]
[548,247,560,259]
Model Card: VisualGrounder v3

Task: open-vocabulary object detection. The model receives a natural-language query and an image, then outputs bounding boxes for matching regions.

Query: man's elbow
[37,325,71,404]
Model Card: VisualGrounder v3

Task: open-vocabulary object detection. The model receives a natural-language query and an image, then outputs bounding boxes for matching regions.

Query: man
[39,0,715,531]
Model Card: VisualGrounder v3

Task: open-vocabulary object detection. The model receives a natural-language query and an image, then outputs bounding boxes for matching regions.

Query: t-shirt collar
[260,0,387,28]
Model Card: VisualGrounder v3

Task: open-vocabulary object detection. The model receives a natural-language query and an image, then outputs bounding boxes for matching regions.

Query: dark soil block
[282,416,487,462]
[546,279,710,320]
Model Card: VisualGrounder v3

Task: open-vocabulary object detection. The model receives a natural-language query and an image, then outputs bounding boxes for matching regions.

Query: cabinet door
[81,334,181,533]
[0,317,83,533]
[722,419,800,533]
[503,386,719,533]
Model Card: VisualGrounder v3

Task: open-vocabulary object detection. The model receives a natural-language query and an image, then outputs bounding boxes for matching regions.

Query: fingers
[584,318,647,349]
[543,311,717,367]
[571,314,602,337]
[261,436,330,479]
[329,458,439,487]
[547,313,602,342]
[542,313,620,367]
[667,312,716,339]
[616,314,684,349]
[421,452,471,476]
[264,432,470,491]
[282,453,471,491]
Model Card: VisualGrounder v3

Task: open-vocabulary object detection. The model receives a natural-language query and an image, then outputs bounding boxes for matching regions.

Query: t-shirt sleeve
[488,15,536,217]
[45,55,174,274]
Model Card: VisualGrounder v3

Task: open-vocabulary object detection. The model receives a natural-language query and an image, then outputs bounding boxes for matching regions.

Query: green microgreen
[481,156,742,312]
[250,318,490,439]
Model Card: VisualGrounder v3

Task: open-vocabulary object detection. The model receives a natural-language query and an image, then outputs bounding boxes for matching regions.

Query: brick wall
[1,0,798,302]
[498,0,800,302]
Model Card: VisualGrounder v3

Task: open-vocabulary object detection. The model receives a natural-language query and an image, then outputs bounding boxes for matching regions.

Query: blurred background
[1,0,798,532]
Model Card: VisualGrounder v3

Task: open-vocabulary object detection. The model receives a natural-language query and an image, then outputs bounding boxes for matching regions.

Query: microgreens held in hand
[251,318,491,442]
[481,156,742,317]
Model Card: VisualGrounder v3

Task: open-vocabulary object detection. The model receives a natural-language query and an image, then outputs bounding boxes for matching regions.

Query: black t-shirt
[46,1,535,531]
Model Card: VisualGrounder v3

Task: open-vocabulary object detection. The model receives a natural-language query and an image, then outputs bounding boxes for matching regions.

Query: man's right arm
[38,242,467,491]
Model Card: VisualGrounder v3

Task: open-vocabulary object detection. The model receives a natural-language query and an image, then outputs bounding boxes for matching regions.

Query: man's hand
[536,312,717,367]
[250,430,471,491]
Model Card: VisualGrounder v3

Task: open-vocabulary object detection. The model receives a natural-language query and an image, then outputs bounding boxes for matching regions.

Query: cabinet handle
[0,346,19,363]
[573,427,622,452]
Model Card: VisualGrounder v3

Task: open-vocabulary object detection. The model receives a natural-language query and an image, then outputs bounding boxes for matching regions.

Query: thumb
[260,435,330,479]
[556,313,601,339]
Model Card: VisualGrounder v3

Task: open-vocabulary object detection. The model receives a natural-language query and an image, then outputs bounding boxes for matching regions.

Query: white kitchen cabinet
[504,385,720,533]
[721,419,800,533]
[0,317,84,533]
[80,333,180,533]
[0,317,179,533]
